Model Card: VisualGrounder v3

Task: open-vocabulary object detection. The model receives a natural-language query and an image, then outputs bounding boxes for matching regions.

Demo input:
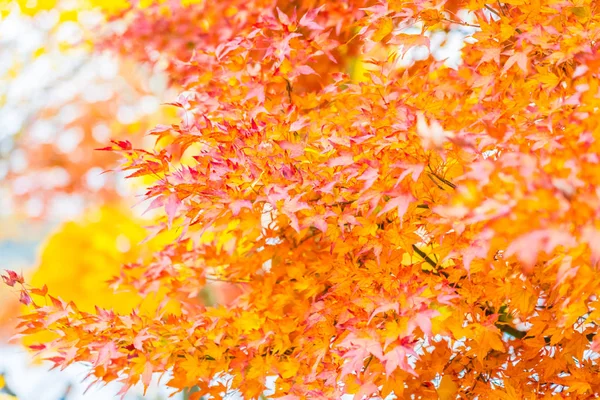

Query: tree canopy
[5,0,600,398]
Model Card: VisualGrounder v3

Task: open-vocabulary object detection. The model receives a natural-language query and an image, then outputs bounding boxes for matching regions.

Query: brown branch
[495,1,523,33]
[363,355,374,372]
[412,244,449,278]
[484,4,502,18]
[284,78,293,104]
[496,0,508,16]
[427,172,456,189]
[205,275,251,284]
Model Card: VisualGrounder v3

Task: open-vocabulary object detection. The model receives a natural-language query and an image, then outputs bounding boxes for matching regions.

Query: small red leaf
[20,290,33,306]
[2,270,24,287]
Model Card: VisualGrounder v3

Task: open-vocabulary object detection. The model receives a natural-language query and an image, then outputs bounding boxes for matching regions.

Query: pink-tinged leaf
[275,140,304,157]
[383,346,418,376]
[230,200,253,216]
[358,167,379,192]
[294,65,318,76]
[311,216,328,233]
[282,195,311,233]
[45,309,71,326]
[407,309,440,336]
[463,160,494,186]
[459,231,491,273]
[245,85,265,104]
[353,382,379,400]
[165,193,180,228]
[503,51,528,74]
[328,155,354,167]
[505,229,576,271]
[338,334,384,379]
[377,193,415,223]
[289,117,309,132]
[554,256,578,288]
[437,292,460,305]
[142,196,164,216]
[389,33,430,51]
[572,65,588,79]
[95,342,123,368]
[142,362,153,392]
[116,384,134,398]
[277,7,291,26]
[147,124,172,135]
[368,302,399,324]
[20,290,32,306]
[478,46,501,66]
[287,213,301,233]
[299,6,324,30]
[133,329,153,351]
[2,270,24,287]
[49,295,65,309]
[396,163,424,185]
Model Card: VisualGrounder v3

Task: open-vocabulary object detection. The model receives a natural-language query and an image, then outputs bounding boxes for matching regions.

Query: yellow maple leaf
[437,375,458,400]
[476,325,505,360]
[372,17,394,42]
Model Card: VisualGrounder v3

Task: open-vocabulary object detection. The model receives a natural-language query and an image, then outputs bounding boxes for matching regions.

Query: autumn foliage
[5,0,600,398]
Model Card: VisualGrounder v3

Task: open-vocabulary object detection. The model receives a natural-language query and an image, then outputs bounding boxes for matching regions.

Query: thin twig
[284,78,293,104]
[442,18,481,29]
[497,0,508,16]
[364,355,374,371]
[205,275,251,284]
[484,4,502,18]
[427,172,456,189]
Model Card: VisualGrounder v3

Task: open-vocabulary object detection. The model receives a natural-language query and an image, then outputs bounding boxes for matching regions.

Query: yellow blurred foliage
[5,0,184,18]
[7,0,128,16]
[25,205,180,348]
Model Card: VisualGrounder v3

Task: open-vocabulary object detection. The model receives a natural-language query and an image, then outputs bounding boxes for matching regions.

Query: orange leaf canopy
[7,0,600,398]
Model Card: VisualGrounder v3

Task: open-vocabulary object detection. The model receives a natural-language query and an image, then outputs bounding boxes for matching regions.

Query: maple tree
[4,0,600,398]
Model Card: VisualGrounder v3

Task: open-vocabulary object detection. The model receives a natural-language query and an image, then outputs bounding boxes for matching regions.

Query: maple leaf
[299,7,325,31]
[437,375,458,400]
[165,193,181,228]
[377,192,415,223]
[502,51,528,74]
[388,33,430,52]
[1,270,24,287]
[338,334,384,378]
[383,345,418,376]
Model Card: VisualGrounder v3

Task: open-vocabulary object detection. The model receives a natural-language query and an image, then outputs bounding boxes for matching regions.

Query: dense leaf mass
[6,0,600,398]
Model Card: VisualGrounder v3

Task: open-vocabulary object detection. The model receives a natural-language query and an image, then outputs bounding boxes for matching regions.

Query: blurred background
[0,1,179,398]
